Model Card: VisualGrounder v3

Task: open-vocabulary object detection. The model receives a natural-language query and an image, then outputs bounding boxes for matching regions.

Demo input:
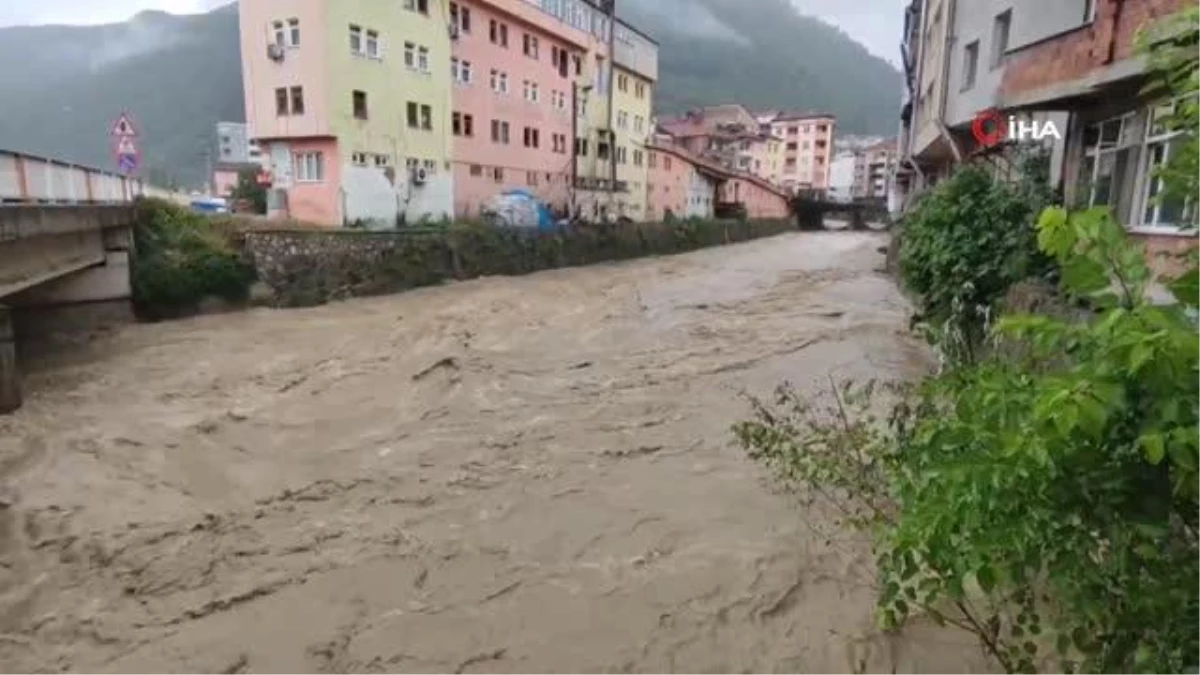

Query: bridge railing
[0,149,189,205]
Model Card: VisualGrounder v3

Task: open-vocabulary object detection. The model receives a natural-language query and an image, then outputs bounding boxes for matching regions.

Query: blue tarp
[484,189,557,233]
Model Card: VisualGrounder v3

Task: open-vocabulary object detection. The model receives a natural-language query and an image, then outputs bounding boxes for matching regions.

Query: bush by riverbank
[131,199,257,320]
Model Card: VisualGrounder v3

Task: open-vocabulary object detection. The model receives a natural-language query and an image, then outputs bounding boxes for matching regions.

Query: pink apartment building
[761,112,836,193]
[645,143,689,221]
[450,0,591,218]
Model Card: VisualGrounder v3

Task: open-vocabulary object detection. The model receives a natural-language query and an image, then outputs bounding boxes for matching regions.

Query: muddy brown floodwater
[0,232,994,673]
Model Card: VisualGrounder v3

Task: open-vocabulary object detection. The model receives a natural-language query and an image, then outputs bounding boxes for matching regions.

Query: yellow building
[572,18,659,221]
[612,64,654,220]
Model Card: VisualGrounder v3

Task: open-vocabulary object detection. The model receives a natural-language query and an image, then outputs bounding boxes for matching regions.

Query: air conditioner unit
[411,166,428,185]
[267,43,285,61]
[448,23,460,40]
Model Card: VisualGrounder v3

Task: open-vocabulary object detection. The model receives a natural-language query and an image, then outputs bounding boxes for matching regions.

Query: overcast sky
[0,0,906,64]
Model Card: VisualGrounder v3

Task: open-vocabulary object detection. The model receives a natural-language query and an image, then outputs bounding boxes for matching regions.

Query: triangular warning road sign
[110,113,139,137]
[115,136,138,154]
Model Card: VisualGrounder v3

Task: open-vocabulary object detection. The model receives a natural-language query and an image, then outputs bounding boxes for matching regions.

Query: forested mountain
[0,0,901,188]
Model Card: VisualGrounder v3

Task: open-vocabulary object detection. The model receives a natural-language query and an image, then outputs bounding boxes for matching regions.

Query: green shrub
[898,166,1055,362]
[131,198,256,319]
[737,209,1199,673]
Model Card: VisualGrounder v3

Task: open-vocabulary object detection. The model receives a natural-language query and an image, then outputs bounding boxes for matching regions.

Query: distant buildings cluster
[215,0,908,227]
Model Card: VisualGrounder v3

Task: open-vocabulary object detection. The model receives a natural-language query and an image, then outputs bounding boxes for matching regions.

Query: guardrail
[0,149,190,205]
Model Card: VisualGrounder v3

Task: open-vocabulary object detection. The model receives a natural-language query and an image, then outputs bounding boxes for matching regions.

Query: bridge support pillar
[0,306,20,414]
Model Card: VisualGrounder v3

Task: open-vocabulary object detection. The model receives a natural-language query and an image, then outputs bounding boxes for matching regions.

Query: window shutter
[377,38,386,60]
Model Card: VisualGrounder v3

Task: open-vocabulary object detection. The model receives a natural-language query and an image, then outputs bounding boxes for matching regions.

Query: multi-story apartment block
[896,0,1195,273]
[759,112,836,193]
[240,0,657,226]
[447,0,587,218]
[239,0,455,226]
[852,139,897,200]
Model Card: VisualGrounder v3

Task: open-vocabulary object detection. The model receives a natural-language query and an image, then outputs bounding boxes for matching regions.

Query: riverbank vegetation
[736,9,1198,673]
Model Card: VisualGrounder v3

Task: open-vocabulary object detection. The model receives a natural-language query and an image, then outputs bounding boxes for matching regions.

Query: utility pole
[606,0,618,208]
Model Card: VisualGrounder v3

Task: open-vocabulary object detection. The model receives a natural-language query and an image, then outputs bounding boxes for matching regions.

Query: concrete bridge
[0,150,187,412]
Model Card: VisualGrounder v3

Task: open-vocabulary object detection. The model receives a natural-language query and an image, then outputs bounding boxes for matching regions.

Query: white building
[827,151,856,202]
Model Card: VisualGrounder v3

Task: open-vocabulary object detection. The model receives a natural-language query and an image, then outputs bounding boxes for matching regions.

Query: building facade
[896,0,1196,273]
[238,0,457,226]
[240,0,659,227]
[760,112,836,193]
[852,139,897,200]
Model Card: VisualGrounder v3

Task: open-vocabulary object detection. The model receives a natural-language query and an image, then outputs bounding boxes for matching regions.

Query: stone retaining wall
[242,219,795,308]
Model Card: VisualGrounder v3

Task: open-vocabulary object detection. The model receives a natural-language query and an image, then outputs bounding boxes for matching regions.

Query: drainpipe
[1105,0,1126,65]
[607,0,618,208]
[935,0,964,162]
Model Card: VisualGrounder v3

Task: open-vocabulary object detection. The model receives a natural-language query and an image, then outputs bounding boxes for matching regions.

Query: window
[617,111,628,129]
[524,33,539,59]
[491,119,510,144]
[575,138,589,157]
[1138,102,1195,229]
[617,73,628,92]
[423,159,437,172]
[287,18,300,47]
[290,86,304,115]
[365,30,379,58]
[962,40,979,90]
[493,167,504,183]
[490,70,509,94]
[406,102,432,130]
[449,2,471,33]
[353,90,368,120]
[273,21,285,47]
[418,45,429,72]
[275,87,288,115]
[527,171,539,186]
[523,127,540,148]
[350,25,362,53]
[633,149,643,167]
[787,126,798,136]
[1078,113,1139,222]
[294,151,324,182]
[648,152,657,169]
[489,20,508,47]
[635,82,645,99]
[991,10,1011,69]
[664,156,672,170]
[617,146,628,164]
[451,58,473,84]
[572,54,582,76]
[403,0,429,14]
[451,112,474,137]
[598,142,610,161]
[374,154,391,167]
[634,116,644,133]
[352,151,369,166]
[404,42,416,68]
[470,164,483,177]
[524,80,539,103]
[552,133,567,154]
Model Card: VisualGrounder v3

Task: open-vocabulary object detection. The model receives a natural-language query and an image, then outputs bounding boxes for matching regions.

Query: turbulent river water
[0,231,993,673]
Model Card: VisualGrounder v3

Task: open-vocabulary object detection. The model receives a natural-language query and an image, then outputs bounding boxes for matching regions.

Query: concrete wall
[828,152,855,202]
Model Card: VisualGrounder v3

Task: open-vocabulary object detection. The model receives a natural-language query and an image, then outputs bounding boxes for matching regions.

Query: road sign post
[110,112,141,177]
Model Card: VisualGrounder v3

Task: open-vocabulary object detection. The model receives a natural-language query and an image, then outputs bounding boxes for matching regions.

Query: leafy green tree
[230,168,267,215]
